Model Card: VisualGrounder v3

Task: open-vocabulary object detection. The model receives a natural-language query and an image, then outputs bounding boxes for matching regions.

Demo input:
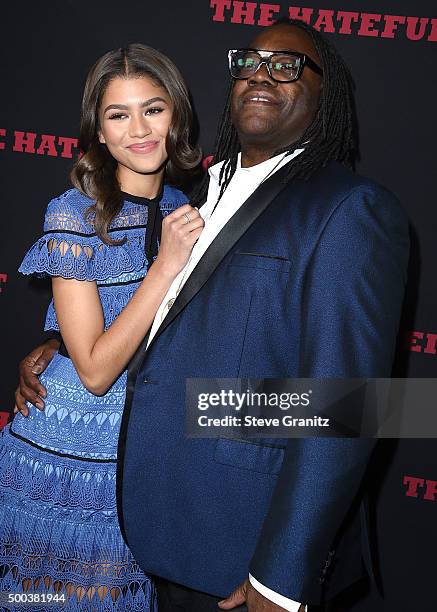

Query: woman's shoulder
[44,188,95,234]
[44,185,189,231]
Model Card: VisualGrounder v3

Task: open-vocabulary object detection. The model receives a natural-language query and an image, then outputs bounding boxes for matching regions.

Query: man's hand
[218,579,305,611]
[14,339,59,416]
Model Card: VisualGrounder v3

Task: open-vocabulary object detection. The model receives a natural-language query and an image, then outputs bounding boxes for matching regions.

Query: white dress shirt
[148,150,306,611]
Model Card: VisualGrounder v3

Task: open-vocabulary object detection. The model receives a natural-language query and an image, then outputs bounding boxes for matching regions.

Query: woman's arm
[53,204,203,395]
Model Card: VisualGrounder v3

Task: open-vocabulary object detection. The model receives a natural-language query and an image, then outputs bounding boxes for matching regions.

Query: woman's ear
[98,131,106,144]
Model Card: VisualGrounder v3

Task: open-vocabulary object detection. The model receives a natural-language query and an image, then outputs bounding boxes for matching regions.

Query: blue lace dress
[0,186,187,611]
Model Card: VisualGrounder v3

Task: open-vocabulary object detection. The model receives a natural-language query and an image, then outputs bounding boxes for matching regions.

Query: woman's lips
[127,141,159,154]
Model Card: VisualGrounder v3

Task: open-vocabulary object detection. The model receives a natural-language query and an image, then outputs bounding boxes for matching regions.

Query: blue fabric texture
[0,186,187,610]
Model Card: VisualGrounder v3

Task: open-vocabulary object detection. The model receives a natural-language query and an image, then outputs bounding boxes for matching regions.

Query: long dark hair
[193,18,358,206]
[71,44,201,245]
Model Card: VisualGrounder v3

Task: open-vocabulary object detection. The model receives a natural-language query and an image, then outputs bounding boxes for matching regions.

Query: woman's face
[98,76,172,183]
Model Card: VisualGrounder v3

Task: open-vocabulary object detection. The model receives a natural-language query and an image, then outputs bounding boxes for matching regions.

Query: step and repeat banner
[1,1,436,609]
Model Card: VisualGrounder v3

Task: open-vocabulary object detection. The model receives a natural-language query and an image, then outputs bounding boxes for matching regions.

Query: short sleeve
[18,190,146,282]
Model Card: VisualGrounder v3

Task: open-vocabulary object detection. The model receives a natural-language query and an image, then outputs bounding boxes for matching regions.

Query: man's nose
[247,61,277,87]
[129,114,152,138]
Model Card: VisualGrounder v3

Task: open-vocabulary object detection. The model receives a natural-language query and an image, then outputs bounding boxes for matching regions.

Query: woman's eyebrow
[103,97,167,113]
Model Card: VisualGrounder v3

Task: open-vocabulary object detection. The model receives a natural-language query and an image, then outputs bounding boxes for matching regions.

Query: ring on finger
[183,212,191,224]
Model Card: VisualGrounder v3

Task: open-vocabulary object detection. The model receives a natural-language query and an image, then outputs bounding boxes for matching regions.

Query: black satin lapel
[147,159,294,353]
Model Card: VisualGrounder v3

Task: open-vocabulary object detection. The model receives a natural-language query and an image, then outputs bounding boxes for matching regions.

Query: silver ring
[183,212,191,224]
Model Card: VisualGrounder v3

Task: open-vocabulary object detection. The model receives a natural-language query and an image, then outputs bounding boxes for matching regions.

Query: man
[16,19,409,611]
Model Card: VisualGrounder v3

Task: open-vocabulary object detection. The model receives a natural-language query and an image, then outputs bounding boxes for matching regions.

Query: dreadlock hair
[192,17,358,207]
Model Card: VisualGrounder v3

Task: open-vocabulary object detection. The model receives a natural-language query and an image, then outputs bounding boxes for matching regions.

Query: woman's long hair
[71,44,201,245]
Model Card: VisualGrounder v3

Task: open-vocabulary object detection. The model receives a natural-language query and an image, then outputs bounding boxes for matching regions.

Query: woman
[0,44,203,609]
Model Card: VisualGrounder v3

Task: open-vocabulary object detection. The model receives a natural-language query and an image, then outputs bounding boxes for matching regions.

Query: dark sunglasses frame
[228,48,323,82]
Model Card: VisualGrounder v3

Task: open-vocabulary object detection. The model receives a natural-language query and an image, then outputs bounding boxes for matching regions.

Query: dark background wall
[1,1,436,609]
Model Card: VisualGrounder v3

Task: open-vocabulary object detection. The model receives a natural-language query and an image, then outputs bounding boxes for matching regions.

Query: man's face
[231,24,322,154]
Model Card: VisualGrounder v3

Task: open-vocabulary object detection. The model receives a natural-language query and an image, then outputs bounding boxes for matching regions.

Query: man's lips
[242,91,279,106]
[126,141,159,154]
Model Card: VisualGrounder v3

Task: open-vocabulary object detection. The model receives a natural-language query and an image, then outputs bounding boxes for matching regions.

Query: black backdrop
[1,1,436,609]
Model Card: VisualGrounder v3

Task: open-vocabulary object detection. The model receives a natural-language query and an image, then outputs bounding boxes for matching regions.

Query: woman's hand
[154,204,204,277]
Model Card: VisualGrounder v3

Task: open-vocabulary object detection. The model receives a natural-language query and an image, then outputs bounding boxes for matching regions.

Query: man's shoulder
[302,163,408,241]
[275,162,408,239]
[309,162,395,199]
[288,162,404,217]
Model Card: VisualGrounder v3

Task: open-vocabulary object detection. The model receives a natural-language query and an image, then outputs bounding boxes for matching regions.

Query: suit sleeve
[249,185,409,604]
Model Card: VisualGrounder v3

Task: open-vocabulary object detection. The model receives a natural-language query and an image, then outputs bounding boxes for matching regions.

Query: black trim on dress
[9,429,117,463]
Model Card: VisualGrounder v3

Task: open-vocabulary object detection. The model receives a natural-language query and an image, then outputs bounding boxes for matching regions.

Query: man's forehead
[249,24,318,58]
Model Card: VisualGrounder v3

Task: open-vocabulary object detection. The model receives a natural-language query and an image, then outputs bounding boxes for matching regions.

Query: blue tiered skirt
[0,353,156,611]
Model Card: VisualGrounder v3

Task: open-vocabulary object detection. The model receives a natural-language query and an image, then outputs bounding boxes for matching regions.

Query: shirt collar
[208,150,303,186]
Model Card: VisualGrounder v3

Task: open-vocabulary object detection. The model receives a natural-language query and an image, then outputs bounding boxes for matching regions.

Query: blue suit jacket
[116,161,409,605]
